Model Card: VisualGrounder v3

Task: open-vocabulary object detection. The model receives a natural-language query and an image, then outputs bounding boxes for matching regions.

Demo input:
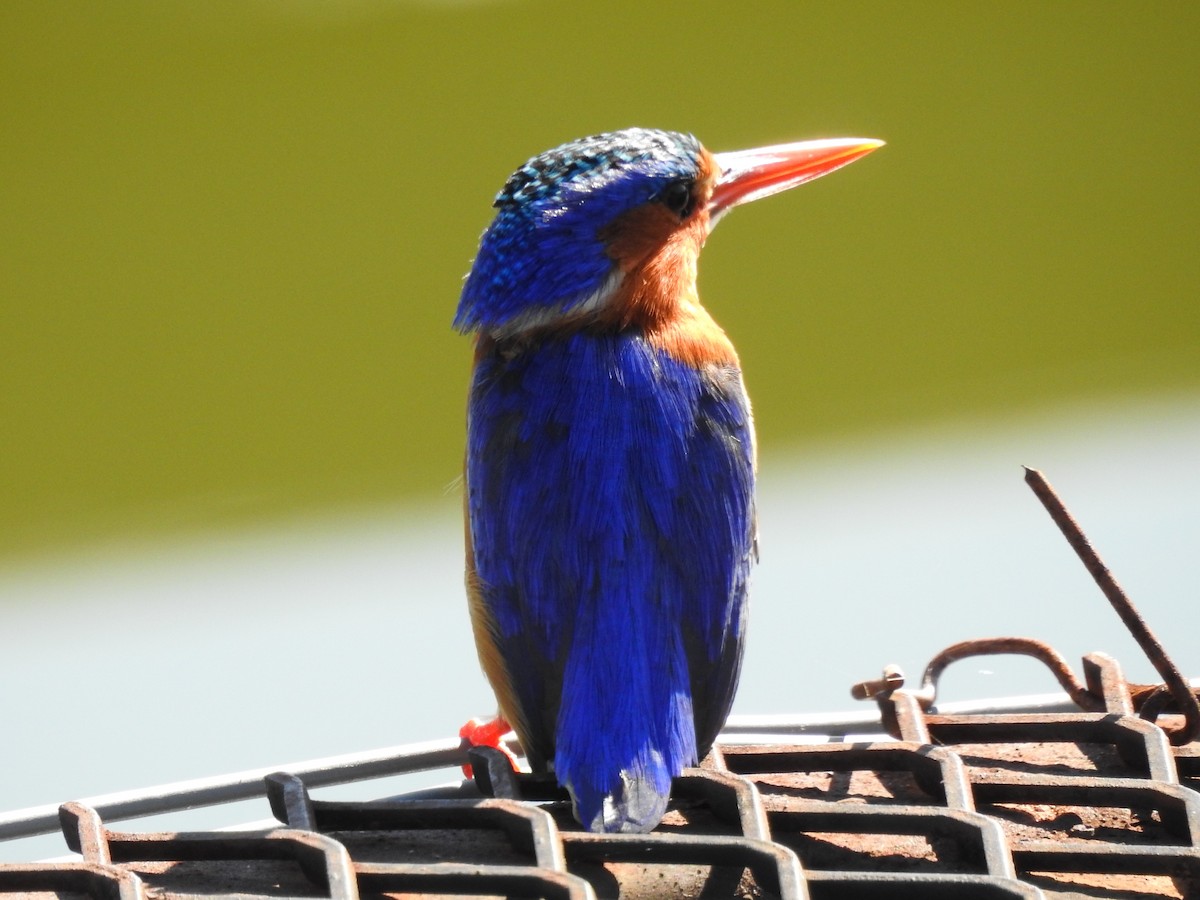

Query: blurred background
[2,0,1197,852]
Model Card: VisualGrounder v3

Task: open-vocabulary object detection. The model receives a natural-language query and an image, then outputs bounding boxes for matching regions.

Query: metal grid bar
[717,742,976,811]
[354,861,597,899]
[0,861,145,900]
[766,804,1016,879]
[561,831,807,900]
[265,771,565,870]
[803,870,1046,899]
[59,801,357,900]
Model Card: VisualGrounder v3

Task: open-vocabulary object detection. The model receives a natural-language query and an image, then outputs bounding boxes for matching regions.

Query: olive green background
[2,1,1197,565]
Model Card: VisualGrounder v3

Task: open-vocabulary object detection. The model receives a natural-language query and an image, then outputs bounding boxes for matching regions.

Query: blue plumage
[456,127,881,832]
[466,330,754,830]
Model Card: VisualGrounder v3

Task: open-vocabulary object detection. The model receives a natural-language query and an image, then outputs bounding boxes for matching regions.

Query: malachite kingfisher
[455,128,882,832]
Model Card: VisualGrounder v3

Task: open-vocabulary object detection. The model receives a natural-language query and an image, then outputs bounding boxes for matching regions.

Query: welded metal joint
[850,664,905,703]
[672,768,770,840]
[265,771,317,831]
[467,745,522,799]
[58,802,110,865]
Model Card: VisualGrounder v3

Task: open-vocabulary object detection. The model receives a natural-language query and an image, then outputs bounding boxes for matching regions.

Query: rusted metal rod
[914,637,1104,712]
[1023,466,1199,745]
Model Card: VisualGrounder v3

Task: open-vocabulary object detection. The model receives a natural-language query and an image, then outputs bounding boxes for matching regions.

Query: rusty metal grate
[0,664,1194,899]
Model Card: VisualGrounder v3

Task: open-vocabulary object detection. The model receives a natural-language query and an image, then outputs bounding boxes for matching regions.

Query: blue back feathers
[455,129,703,334]
[467,332,754,831]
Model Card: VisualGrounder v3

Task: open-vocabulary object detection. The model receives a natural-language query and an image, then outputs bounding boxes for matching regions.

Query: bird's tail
[564,746,673,834]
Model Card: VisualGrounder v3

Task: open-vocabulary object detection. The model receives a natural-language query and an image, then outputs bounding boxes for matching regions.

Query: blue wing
[465,329,755,831]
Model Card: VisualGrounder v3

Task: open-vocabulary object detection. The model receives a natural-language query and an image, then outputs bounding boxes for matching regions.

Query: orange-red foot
[459,716,519,778]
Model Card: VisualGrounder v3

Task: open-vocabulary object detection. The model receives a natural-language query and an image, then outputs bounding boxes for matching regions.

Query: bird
[455,128,882,833]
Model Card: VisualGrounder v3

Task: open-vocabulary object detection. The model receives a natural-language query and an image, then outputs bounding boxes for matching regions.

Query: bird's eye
[656,179,696,219]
